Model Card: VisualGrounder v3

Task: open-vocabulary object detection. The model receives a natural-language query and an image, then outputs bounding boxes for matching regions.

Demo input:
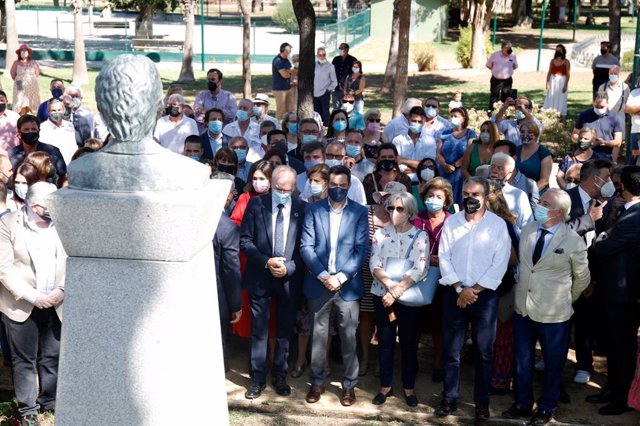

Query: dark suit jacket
[300,198,369,302]
[200,132,215,160]
[287,154,305,175]
[213,214,242,321]
[71,113,92,147]
[566,186,597,237]
[239,194,306,299]
[592,202,640,303]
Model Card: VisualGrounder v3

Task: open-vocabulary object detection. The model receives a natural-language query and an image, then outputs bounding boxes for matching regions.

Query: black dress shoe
[244,382,266,399]
[502,403,533,419]
[434,399,457,416]
[404,393,418,408]
[586,388,613,404]
[372,388,393,405]
[598,403,633,415]
[558,385,571,404]
[529,410,553,426]
[272,377,291,396]
[475,403,490,422]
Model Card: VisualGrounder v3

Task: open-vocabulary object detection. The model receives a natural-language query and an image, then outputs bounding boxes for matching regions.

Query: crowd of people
[0,38,637,426]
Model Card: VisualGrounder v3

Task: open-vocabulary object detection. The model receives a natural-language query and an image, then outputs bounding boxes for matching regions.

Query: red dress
[230,192,277,338]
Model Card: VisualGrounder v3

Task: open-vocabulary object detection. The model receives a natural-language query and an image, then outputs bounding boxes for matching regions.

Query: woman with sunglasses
[363,109,388,147]
[370,190,429,407]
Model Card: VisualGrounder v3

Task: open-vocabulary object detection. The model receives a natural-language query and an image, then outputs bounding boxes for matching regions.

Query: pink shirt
[486,51,518,79]
[0,110,19,157]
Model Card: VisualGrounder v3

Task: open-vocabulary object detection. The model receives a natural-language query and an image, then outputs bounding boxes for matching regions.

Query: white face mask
[325,159,342,168]
[479,132,491,144]
[420,168,435,181]
[352,67,360,74]
[565,182,577,190]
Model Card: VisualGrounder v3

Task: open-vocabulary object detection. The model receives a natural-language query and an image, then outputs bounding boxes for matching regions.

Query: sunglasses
[343,100,354,104]
[368,119,381,123]
[386,206,405,213]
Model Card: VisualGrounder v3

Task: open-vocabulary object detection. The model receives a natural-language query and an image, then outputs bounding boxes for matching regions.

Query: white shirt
[421,115,452,157]
[383,115,409,141]
[299,173,367,205]
[207,131,225,155]
[252,114,281,130]
[22,210,60,304]
[626,88,640,133]
[501,182,533,235]
[438,210,511,290]
[271,196,291,256]
[316,200,349,285]
[223,120,262,162]
[39,119,77,164]
[393,133,436,163]
[153,115,199,154]
[577,185,597,247]
[624,199,640,210]
[314,61,338,98]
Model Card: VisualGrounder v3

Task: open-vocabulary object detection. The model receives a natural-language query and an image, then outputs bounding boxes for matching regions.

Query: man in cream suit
[0,182,66,426]
[503,189,590,426]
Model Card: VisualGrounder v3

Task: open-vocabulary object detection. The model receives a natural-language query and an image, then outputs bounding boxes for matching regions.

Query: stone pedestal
[49,179,231,425]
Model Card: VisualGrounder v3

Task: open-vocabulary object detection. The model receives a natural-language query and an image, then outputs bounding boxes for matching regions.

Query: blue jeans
[513,313,571,412]
[373,296,420,389]
[442,287,498,405]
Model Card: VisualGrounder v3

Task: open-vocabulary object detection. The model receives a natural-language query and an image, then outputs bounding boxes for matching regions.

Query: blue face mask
[288,123,298,135]
[450,116,462,127]
[533,204,550,224]
[236,110,249,122]
[188,156,200,161]
[272,190,291,206]
[304,160,322,172]
[253,106,263,117]
[424,197,444,212]
[234,148,247,164]
[328,187,348,203]
[409,123,423,134]
[345,144,360,157]
[332,120,347,133]
[424,106,437,118]
[309,183,324,196]
[515,110,526,120]
[209,120,222,134]
[302,134,316,144]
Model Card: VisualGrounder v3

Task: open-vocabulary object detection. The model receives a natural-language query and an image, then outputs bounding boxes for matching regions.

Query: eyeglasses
[326,154,344,160]
[368,119,381,123]
[386,205,405,213]
[425,104,438,108]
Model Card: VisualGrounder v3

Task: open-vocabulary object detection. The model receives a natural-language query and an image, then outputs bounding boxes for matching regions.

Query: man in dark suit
[200,108,225,160]
[590,165,640,416]
[300,165,369,406]
[266,130,305,175]
[239,165,306,400]
[61,94,92,146]
[212,172,242,370]
[565,159,613,384]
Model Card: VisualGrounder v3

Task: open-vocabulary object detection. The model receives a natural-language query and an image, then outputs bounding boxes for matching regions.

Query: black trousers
[489,76,513,111]
[3,308,61,417]
[604,300,640,406]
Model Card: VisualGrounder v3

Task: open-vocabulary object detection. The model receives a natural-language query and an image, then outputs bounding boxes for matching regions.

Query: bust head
[95,55,163,144]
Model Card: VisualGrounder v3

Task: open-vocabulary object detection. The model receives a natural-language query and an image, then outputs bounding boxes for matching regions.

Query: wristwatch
[455,285,463,294]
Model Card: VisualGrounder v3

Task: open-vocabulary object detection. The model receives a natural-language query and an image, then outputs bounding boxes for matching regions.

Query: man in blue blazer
[300,165,369,406]
[239,165,306,400]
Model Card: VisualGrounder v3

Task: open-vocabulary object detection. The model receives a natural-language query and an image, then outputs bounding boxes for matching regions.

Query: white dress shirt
[438,210,511,290]
[39,119,77,164]
[393,133,435,163]
[316,200,349,284]
[501,182,533,235]
[271,196,291,256]
[223,120,262,162]
[153,115,199,154]
[531,222,561,259]
[22,212,60,304]
[299,173,367,205]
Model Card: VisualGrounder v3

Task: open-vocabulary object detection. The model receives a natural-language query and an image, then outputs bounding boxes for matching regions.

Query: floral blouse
[369,224,429,297]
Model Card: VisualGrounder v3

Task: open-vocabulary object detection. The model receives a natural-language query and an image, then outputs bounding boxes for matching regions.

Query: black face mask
[363,144,378,159]
[273,141,288,155]
[217,163,236,175]
[207,81,218,92]
[0,104,6,113]
[554,51,563,59]
[462,197,482,214]
[506,48,513,55]
[601,48,608,55]
[21,131,39,146]
[167,106,180,117]
[377,159,397,172]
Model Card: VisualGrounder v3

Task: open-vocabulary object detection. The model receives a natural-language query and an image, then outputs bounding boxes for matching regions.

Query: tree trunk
[469,0,487,69]
[239,0,252,98]
[609,0,621,58]
[177,0,196,83]
[135,3,154,38]
[0,3,5,43]
[392,0,410,117]
[4,0,17,78]
[381,0,400,94]
[88,0,94,36]
[54,0,60,6]
[72,0,89,85]
[293,0,316,120]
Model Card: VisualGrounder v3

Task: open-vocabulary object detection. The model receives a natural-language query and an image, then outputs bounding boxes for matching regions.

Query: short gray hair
[594,90,608,103]
[271,164,296,183]
[547,188,572,221]
[490,152,515,172]
[386,191,419,221]
[239,98,254,109]
[167,93,185,105]
[463,176,489,196]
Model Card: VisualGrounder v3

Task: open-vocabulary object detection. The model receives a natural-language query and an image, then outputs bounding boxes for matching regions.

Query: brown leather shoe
[340,387,356,406]
[305,385,324,403]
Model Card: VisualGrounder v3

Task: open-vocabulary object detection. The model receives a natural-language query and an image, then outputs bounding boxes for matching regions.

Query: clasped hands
[267,257,288,278]
[456,286,479,309]
[34,288,64,309]
[381,280,407,308]
[322,275,342,292]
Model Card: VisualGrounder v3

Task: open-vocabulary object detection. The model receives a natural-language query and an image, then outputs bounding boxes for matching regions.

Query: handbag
[383,230,437,307]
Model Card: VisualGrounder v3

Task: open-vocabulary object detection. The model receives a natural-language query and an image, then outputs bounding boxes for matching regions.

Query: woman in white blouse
[369,191,429,408]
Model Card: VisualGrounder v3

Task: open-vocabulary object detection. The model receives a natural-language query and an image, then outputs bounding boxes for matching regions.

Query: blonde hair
[486,180,517,224]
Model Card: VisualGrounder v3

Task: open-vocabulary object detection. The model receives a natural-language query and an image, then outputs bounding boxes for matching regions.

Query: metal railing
[321,9,370,56]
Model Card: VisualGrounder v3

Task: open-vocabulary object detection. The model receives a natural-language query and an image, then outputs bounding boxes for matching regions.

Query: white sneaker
[534,360,545,371]
[574,370,591,384]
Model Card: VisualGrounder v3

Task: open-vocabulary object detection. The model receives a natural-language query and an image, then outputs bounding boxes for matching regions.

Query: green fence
[322,9,370,56]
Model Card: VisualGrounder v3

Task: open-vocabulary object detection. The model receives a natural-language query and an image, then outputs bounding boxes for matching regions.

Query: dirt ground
[225,334,640,426]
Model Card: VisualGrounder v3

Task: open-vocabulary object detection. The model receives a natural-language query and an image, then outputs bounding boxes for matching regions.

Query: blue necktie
[274,204,284,257]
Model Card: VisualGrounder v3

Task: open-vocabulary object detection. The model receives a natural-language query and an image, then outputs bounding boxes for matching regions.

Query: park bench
[93,20,130,35]
[131,38,184,52]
